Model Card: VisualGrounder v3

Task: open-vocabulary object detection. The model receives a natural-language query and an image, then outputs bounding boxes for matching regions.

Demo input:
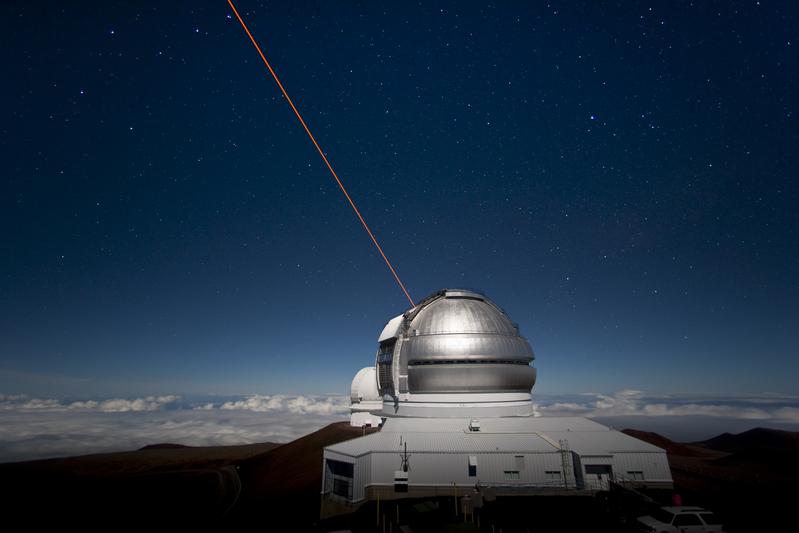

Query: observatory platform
[324,289,672,516]
[322,415,673,515]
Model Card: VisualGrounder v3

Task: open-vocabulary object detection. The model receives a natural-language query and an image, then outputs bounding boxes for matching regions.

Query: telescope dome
[350,366,379,403]
[371,289,537,417]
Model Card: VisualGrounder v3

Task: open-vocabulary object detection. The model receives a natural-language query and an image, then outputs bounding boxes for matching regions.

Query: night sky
[2,1,797,400]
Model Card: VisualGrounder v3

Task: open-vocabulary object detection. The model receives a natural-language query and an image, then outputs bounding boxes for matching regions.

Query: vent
[377,339,396,393]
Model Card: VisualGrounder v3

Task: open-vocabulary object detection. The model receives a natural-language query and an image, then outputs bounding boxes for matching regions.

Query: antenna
[399,441,411,472]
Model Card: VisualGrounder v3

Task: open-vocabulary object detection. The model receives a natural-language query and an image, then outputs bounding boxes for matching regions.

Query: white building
[323,289,672,513]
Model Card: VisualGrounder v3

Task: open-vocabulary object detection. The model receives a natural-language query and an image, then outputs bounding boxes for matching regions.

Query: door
[583,464,613,490]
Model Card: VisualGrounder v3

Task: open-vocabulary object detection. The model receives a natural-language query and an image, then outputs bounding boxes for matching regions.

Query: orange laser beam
[227,0,415,307]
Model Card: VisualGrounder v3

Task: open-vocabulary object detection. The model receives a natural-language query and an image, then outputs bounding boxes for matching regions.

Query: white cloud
[220,394,286,412]
[772,406,799,422]
[0,395,180,413]
[534,390,799,421]
[20,398,64,410]
[1,391,796,463]
[640,403,771,419]
[219,394,348,415]
[0,393,349,462]
[539,402,588,414]
[0,394,26,402]
[90,395,180,412]
[286,395,348,415]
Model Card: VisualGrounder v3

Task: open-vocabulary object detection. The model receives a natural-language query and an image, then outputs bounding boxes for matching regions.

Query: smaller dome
[350,367,379,403]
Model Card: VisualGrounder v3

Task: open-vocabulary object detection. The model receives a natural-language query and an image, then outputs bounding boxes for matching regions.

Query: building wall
[368,451,567,489]
[323,450,371,502]
[611,452,672,484]
[323,449,672,504]
[576,452,672,489]
[576,454,614,489]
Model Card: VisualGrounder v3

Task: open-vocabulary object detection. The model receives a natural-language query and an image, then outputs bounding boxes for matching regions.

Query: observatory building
[323,289,672,515]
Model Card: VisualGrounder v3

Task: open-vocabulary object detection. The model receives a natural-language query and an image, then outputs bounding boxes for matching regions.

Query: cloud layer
[0,394,181,413]
[0,391,797,463]
[218,394,348,415]
[533,390,799,422]
[0,394,348,463]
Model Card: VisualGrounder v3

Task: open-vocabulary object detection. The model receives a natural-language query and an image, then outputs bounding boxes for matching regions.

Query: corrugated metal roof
[326,416,665,457]
[541,430,663,454]
[326,431,559,456]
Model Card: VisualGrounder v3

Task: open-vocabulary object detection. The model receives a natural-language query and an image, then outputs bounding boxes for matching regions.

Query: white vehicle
[636,506,725,533]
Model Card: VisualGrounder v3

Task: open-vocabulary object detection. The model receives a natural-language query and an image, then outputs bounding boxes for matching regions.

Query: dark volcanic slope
[621,429,709,457]
[663,426,799,532]
[694,427,799,471]
[696,427,799,454]
[0,422,367,527]
[4,423,796,529]
[0,441,279,476]
[231,421,376,524]
[0,441,281,526]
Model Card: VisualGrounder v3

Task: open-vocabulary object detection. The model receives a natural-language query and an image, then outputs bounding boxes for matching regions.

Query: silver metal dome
[376,289,536,396]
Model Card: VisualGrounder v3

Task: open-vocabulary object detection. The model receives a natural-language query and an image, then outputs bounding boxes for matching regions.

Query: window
[468,455,477,477]
[333,478,351,498]
[514,455,525,470]
[327,459,354,477]
[652,509,675,524]
[699,513,721,525]
[674,514,702,526]
[627,471,644,480]
[545,471,562,483]
[326,459,354,500]
[504,470,521,480]
[584,464,612,475]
